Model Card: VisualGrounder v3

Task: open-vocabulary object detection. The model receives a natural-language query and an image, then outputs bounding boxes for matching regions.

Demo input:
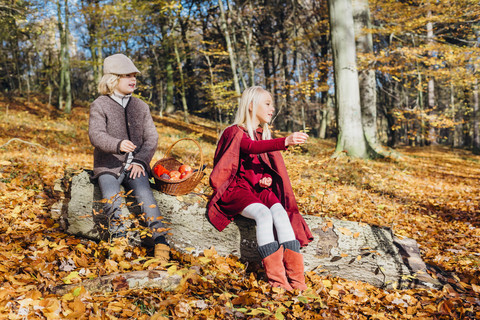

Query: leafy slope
[0,97,479,319]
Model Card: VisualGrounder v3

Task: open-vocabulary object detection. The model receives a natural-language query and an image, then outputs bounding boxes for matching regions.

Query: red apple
[179,164,192,174]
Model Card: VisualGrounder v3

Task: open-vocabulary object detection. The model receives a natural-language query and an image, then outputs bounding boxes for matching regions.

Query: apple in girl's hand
[179,164,192,174]
[169,170,181,180]
[160,173,170,180]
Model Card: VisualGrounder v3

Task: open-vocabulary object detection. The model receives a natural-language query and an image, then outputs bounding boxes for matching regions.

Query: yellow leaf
[143,258,160,268]
[204,247,217,257]
[63,272,81,284]
[119,260,132,270]
[62,293,75,301]
[199,257,211,264]
[167,265,178,275]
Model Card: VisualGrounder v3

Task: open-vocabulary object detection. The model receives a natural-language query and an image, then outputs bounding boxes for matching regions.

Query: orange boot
[283,248,307,290]
[261,245,293,291]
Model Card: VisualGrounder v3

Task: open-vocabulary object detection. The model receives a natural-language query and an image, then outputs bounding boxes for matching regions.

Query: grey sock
[258,241,280,259]
[281,240,300,253]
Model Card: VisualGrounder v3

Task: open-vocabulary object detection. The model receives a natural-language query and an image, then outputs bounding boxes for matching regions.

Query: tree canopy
[0,0,478,150]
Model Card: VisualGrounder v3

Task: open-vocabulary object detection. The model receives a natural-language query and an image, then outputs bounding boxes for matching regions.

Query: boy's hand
[128,164,145,179]
[120,140,137,153]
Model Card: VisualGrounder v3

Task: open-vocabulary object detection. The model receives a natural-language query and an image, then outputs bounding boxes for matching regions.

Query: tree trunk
[53,270,182,295]
[57,0,65,111]
[63,171,442,290]
[416,68,426,146]
[426,9,436,144]
[13,19,23,94]
[162,25,175,114]
[63,0,72,113]
[173,39,189,123]
[318,108,329,139]
[57,0,72,113]
[218,0,241,96]
[82,0,103,93]
[204,53,221,133]
[328,0,368,158]
[237,4,255,87]
[352,0,380,153]
[473,77,480,153]
[179,18,196,110]
[165,60,175,114]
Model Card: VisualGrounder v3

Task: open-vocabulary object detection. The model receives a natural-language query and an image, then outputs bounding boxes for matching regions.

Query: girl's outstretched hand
[285,132,309,146]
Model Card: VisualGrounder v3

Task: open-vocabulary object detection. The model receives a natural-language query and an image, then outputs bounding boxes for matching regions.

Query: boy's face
[116,73,137,95]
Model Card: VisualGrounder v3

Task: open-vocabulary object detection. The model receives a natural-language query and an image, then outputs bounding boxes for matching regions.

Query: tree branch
[0,138,47,149]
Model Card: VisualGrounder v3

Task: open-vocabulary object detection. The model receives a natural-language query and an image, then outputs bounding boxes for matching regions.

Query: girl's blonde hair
[98,74,121,95]
[233,86,272,140]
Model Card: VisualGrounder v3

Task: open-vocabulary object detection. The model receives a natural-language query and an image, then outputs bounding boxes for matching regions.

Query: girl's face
[252,91,274,126]
[116,73,137,95]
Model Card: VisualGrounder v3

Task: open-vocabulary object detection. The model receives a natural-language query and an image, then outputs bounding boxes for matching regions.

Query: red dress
[208,125,313,247]
[217,130,285,214]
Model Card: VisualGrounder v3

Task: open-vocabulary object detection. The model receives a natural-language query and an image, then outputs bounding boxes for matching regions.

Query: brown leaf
[111,275,129,291]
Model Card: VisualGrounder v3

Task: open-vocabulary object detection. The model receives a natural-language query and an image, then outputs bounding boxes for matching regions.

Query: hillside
[0,96,479,319]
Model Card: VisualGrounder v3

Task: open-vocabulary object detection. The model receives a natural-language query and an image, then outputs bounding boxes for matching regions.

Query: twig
[0,138,47,149]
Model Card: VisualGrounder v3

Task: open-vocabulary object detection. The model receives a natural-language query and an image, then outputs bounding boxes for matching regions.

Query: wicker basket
[151,138,205,196]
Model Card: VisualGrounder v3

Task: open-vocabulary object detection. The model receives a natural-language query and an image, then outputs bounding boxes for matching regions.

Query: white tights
[240,202,296,246]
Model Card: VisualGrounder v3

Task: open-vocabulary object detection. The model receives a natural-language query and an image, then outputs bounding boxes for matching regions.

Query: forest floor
[0,95,479,319]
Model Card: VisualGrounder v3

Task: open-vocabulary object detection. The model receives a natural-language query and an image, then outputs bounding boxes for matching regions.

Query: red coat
[208,125,313,247]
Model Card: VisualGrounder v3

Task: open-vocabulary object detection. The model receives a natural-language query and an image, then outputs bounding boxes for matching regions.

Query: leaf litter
[0,97,479,319]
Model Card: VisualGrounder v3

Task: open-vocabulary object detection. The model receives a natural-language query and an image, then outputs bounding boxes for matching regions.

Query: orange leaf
[338,227,352,236]
[472,283,480,293]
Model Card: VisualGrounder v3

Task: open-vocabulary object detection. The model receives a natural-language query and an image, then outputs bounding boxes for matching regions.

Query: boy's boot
[258,242,293,291]
[154,243,170,263]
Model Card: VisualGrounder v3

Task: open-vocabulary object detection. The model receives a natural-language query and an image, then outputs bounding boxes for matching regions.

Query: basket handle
[163,138,204,178]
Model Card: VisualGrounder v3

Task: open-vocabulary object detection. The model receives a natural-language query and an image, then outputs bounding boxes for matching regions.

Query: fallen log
[61,170,441,290]
[52,269,183,296]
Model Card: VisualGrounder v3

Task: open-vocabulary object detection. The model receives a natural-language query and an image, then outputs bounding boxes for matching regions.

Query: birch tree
[218,0,241,96]
[57,0,72,113]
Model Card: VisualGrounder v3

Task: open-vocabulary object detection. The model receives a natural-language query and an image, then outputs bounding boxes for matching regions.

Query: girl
[208,86,313,290]
[88,53,169,262]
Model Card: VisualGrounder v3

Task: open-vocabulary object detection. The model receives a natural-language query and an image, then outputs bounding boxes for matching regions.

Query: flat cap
[103,53,140,75]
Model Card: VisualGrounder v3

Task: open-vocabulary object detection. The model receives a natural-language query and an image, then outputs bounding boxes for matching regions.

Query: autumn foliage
[0,97,479,319]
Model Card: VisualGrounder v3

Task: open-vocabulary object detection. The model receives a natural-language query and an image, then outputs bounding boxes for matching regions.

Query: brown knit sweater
[88,95,158,180]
